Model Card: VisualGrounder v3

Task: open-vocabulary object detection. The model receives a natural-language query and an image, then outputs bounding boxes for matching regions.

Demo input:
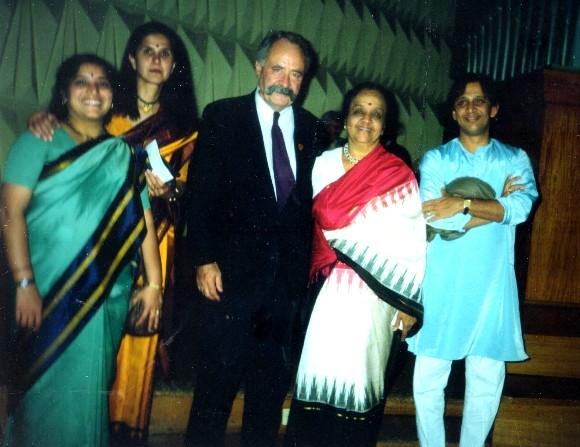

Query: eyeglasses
[454,96,489,109]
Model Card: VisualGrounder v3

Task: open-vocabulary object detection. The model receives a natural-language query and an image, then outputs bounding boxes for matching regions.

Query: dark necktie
[272,111,295,209]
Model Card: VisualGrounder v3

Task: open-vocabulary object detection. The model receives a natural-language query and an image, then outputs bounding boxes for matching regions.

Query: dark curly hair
[116,21,197,132]
[48,54,117,124]
[447,73,499,109]
[256,30,316,77]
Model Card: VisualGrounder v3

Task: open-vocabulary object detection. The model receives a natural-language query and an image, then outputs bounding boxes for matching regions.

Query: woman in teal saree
[1,54,162,447]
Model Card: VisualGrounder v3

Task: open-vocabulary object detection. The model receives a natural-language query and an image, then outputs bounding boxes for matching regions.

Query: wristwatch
[462,199,472,215]
[16,277,35,288]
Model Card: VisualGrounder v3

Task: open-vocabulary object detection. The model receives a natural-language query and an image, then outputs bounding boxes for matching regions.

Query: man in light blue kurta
[407,74,538,447]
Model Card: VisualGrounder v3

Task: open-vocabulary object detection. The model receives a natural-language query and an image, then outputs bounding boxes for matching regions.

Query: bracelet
[147,282,162,291]
[16,277,35,289]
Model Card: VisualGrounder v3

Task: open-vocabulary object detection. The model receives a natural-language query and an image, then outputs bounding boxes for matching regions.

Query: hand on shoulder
[28,111,59,142]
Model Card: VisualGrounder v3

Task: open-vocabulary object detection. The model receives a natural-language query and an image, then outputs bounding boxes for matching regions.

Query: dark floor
[146,433,184,447]
[120,336,580,447]
[145,432,262,447]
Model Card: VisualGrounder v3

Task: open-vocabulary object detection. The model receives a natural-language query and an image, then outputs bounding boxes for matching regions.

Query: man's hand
[15,286,42,331]
[28,111,59,142]
[422,188,463,222]
[392,311,417,342]
[502,175,525,197]
[196,262,223,302]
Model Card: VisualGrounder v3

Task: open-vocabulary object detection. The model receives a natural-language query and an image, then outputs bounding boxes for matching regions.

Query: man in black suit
[184,31,319,447]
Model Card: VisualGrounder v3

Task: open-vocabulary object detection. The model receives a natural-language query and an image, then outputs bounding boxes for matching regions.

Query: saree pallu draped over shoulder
[109,111,196,245]
[310,145,425,320]
[286,145,426,447]
[5,136,146,447]
[108,111,198,442]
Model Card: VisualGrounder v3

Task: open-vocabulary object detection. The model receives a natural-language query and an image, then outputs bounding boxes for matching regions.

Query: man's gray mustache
[265,85,296,100]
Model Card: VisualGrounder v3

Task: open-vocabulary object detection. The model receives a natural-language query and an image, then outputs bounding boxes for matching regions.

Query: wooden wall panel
[497,69,580,307]
[525,104,580,303]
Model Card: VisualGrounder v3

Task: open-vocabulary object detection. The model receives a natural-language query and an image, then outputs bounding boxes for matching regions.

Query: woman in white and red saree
[285,83,426,447]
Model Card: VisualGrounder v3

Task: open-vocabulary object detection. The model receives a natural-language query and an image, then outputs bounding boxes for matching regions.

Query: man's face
[255,39,306,112]
[452,82,499,138]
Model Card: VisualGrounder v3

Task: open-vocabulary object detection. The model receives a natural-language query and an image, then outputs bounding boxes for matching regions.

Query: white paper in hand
[145,139,174,183]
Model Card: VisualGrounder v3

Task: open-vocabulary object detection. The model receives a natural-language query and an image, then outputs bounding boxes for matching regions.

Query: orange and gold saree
[107,112,197,442]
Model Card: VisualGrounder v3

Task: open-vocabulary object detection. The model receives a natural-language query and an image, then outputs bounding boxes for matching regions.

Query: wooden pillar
[495,69,580,312]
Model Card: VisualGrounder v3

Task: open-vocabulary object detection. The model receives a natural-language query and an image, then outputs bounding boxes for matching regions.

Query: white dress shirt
[255,89,297,199]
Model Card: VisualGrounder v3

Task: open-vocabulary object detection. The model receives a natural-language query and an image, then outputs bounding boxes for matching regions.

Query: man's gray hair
[255,30,315,75]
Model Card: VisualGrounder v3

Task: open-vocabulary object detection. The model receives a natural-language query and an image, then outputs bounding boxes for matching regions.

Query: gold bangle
[147,282,162,291]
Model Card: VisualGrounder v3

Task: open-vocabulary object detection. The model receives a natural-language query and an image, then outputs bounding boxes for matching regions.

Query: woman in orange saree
[105,22,198,444]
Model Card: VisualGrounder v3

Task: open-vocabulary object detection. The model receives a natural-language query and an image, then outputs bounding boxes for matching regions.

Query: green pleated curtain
[0,0,456,176]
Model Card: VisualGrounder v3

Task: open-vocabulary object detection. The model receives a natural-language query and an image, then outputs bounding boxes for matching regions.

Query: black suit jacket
[186,92,319,324]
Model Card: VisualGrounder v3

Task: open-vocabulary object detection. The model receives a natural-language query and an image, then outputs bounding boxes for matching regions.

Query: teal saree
[4,134,146,447]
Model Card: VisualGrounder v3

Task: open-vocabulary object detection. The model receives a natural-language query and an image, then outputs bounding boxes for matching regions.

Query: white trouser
[413,355,505,447]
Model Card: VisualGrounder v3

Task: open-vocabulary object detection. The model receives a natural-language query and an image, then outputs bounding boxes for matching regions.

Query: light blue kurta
[407,138,538,361]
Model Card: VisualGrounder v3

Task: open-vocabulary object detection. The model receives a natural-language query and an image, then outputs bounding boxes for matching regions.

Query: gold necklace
[137,95,159,113]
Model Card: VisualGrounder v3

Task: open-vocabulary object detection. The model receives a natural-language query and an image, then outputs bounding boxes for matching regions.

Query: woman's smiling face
[66,63,113,123]
[345,89,386,148]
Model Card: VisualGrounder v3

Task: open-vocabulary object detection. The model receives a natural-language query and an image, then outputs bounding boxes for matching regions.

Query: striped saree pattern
[11,136,146,395]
